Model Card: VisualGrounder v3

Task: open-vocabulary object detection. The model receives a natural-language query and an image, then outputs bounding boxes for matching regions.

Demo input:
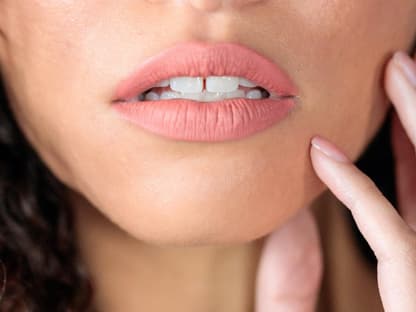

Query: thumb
[255,206,323,312]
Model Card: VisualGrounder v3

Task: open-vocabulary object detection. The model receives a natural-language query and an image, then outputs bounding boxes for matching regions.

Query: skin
[0,0,415,311]
[304,51,416,311]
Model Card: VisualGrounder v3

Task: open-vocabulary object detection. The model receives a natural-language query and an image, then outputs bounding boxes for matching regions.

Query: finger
[391,111,416,230]
[310,136,416,311]
[385,51,416,146]
[310,135,414,262]
[255,207,323,312]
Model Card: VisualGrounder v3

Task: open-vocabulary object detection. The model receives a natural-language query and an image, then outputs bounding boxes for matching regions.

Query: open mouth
[122,76,295,103]
[111,41,299,142]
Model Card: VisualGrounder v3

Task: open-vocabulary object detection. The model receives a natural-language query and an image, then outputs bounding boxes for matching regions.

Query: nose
[186,0,264,11]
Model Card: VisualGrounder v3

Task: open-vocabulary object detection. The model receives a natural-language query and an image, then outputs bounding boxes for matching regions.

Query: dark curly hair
[0,35,415,311]
[0,77,94,309]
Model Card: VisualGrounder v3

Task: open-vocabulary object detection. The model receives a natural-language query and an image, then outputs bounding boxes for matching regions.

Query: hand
[255,206,323,312]
[308,51,416,311]
[254,50,416,312]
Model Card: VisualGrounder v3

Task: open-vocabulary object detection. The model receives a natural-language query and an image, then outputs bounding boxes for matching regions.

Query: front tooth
[239,78,256,87]
[206,76,239,93]
[155,79,170,87]
[170,77,203,93]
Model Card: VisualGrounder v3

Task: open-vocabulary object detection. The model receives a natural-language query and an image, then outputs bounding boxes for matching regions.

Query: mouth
[123,76,281,103]
[118,75,299,103]
[111,41,300,142]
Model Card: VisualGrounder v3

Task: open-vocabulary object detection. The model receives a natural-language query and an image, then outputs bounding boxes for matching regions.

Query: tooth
[156,90,252,102]
[160,91,180,100]
[225,89,245,99]
[239,78,257,87]
[145,91,160,101]
[155,79,170,87]
[202,91,226,102]
[170,77,203,93]
[246,89,262,99]
[206,76,239,93]
[177,93,204,101]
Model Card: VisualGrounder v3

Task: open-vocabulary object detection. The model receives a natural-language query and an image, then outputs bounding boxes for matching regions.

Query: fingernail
[392,51,416,88]
[311,136,350,163]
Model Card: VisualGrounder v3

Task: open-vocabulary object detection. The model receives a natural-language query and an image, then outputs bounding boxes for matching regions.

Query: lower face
[0,1,415,245]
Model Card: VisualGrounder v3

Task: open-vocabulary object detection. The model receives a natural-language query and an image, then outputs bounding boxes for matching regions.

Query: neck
[68,191,265,312]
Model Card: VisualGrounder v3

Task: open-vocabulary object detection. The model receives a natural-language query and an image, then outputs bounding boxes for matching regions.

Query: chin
[82,176,326,247]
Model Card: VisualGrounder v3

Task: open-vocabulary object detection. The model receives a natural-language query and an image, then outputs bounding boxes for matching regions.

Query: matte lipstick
[112,41,299,142]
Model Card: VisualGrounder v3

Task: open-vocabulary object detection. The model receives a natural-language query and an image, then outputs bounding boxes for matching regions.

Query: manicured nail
[392,51,416,88]
[311,136,350,163]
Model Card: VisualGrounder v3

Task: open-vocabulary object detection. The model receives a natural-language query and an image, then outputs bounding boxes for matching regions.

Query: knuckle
[359,177,378,195]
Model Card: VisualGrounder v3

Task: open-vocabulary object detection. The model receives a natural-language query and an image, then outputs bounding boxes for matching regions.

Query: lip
[111,41,299,142]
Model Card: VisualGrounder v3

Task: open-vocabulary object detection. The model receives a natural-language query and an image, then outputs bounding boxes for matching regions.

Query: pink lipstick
[111,41,299,142]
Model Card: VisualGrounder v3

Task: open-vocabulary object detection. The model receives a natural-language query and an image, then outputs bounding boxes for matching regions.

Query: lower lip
[112,97,296,142]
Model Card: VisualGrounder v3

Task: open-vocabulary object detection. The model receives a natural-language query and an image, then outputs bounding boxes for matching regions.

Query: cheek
[284,1,414,165]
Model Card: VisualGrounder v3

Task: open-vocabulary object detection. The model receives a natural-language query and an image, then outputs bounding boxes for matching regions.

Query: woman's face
[0,1,415,245]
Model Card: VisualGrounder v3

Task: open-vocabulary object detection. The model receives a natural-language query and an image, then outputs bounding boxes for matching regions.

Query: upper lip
[111,41,299,102]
